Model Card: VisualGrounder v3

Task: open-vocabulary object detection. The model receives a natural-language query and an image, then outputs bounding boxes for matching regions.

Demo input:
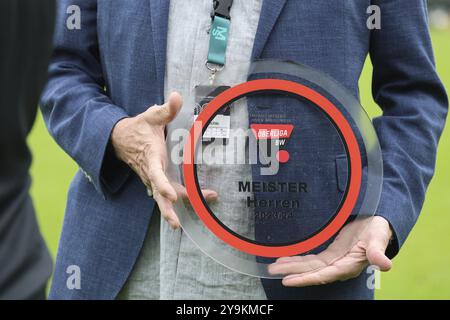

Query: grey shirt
[118,0,265,300]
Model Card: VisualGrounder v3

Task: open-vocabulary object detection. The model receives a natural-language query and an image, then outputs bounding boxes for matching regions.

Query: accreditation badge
[165,60,383,278]
[194,85,232,140]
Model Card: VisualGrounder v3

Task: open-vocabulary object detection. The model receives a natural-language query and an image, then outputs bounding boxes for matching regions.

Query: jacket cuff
[82,105,130,198]
[375,193,416,259]
[100,133,132,195]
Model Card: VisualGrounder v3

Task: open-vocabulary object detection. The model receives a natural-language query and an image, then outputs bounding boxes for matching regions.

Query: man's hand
[111,92,217,229]
[268,216,393,287]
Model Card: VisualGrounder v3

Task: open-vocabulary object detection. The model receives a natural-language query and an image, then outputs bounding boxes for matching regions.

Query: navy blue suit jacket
[41,0,448,299]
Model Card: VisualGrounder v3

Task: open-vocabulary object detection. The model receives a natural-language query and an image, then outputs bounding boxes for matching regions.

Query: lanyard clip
[206,61,224,84]
[213,0,234,20]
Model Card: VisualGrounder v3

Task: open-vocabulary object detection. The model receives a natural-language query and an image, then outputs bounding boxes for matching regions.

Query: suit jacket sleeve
[40,0,131,197]
[370,0,448,257]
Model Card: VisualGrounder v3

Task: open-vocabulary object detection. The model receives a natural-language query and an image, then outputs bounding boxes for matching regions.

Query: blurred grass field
[28,29,450,299]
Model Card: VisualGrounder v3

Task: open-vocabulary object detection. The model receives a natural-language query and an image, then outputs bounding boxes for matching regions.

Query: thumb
[365,240,392,272]
[143,92,183,125]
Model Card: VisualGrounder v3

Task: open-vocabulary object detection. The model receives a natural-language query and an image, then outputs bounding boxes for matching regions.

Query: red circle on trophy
[183,79,362,258]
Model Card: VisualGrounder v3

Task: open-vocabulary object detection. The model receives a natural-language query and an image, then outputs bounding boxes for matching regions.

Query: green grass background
[28,29,450,299]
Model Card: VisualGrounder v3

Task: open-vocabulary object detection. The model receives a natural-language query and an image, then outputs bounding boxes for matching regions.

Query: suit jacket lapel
[149,0,170,103]
[252,0,288,59]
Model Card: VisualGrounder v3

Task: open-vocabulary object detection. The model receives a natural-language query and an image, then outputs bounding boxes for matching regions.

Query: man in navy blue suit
[0,0,55,300]
[41,0,448,299]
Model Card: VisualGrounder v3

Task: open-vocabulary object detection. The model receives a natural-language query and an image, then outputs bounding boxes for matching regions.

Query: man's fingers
[154,182,217,230]
[142,92,183,125]
[152,179,180,229]
[269,244,346,277]
[282,265,341,287]
[366,244,392,272]
[172,183,188,198]
[172,183,218,203]
[281,261,363,287]
[201,189,219,202]
[155,194,180,230]
[268,256,327,276]
[149,166,177,203]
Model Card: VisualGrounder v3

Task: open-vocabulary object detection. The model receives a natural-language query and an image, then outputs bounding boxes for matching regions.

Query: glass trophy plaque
[165,60,383,278]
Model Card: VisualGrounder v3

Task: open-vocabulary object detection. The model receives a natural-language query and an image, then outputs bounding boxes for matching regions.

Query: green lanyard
[207,0,234,83]
[208,16,231,66]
